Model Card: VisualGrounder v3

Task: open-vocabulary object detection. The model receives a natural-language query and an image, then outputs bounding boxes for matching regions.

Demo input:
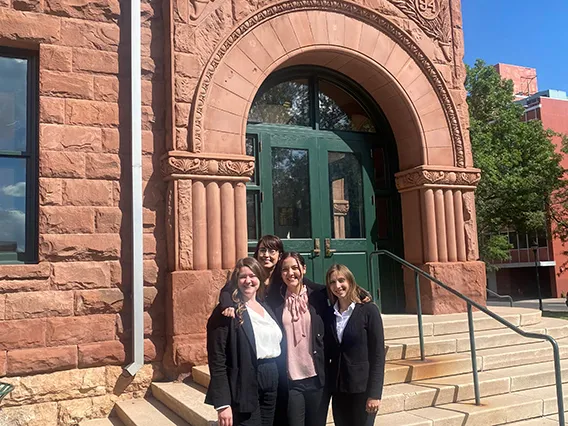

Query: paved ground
[488,297,568,312]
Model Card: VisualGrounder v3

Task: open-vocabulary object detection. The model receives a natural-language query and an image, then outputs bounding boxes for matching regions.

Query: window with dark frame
[0,48,38,263]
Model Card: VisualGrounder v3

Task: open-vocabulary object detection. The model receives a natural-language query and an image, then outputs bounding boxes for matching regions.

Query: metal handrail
[370,250,565,425]
[486,287,514,307]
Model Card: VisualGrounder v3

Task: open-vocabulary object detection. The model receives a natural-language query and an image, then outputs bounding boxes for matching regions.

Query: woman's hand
[366,398,380,415]
[218,406,233,426]
[221,307,235,318]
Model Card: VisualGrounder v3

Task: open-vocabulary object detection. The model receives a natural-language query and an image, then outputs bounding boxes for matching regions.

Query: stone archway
[162,3,485,374]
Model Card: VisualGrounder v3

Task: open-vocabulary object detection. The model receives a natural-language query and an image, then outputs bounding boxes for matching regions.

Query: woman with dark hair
[206,257,283,426]
[271,252,329,426]
[219,235,284,317]
[324,264,385,426]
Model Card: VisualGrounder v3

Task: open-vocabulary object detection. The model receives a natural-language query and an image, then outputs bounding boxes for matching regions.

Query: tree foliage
[466,59,567,263]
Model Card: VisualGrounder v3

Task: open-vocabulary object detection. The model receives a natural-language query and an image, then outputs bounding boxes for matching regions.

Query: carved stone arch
[190,0,467,169]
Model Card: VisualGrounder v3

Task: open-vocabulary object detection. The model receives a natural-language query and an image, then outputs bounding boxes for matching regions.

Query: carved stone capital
[161,151,255,182]
[333,200,350,215]
[395,166,481,192]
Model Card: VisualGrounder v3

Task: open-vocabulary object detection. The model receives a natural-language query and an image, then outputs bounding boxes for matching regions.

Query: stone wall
[0,0,167,418]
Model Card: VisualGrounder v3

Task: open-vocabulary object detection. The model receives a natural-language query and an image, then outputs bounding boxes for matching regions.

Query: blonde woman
[324,264,385,426]
[206,257,283,426]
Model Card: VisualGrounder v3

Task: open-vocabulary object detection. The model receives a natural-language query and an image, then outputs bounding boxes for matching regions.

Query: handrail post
[415,271,425,361]
[466,303,481,405]
[551,341,565,426]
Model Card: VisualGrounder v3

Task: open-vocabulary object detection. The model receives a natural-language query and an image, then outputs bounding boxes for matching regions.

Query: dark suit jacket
[205,302,282,413]
[324,302,385,399]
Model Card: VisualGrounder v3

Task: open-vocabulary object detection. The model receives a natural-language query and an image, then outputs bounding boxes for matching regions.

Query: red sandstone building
[0,0,484,422]
[489,63,568,300]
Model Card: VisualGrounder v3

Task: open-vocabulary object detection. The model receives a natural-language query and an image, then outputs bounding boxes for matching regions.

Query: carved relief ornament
[395,166,481,192]
[192,0,466,168]
[161,152,255,181]
[387,0,453,61]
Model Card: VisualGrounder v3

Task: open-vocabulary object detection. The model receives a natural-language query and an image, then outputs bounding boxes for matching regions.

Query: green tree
[466,59,567,264]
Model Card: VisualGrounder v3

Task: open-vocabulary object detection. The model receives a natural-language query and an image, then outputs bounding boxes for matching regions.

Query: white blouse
[333,301,356,343]
[247,305,283,359]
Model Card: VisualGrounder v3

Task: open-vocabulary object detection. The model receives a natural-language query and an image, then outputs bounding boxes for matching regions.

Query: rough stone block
[12,0,41,10]
[5,291,74,319]
[39,234,121,261]
[105,363,162,393]
[59,20,119,51]
[144,337,164,362]
[56,394,116,425]
[0,318,46,350]
[85,153,120,179]
[41,124,102,151]
[94,207,122,233]
[0,279,50,293]
[174,76,197,103]
[40,206,95,234]
[45,0,119,22]
[40,45,72,72]
[65,99,119,127]
[1,402,58,426]
[75,288,124,315]
[39,178,62,206]
[78,341,125,367]
[40,70,94,99]
[175,52,200,77]
[39,151,86,178]
[40,97,66,124]
[101,128,119,153]
[0,351,6,376]
[175,102,190,127]
[141,80,165,108]
[7,345,77,376]
[0,262,50,280]
[52,261,111,290]
[404,261,487,314]
[47,314,116,346]
[0,8,60,43]
[73,48,119,74]
[62,179,113,206]
[6,367,107,405]
[94,75,119,102]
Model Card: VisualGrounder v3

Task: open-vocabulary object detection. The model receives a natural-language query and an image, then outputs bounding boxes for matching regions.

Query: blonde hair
[229,257,267,326]
[325,264,362,305]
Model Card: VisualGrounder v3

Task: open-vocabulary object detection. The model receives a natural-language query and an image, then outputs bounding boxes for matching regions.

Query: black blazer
[205,302,282,413]
[324,302,385,399]
[272,278,328,388]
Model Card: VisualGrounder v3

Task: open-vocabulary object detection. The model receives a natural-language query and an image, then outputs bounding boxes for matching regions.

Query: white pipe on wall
[124,0,144,377]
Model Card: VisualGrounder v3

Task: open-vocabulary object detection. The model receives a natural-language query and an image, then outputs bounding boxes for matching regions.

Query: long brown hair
[229,257,267,326]
[325,264,362,305]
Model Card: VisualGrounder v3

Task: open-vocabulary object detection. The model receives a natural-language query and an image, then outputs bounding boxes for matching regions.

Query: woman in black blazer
[205,257,283,426]
[324,264,385,426]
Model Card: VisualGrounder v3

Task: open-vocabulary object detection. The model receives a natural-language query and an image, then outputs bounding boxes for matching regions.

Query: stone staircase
[81,307,568,425]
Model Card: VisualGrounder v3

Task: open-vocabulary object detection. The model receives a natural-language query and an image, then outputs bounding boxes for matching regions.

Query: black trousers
[332,392,377,426]
[233,361,279,426]
[287,376,328,426]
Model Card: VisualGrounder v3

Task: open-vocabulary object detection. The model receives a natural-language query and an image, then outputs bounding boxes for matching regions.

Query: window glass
[328,152,364,239]
[318,79,376,133]
[0,56,28,152]
[272,147,311,238]
[248,79,310,127]
[0,158,26,253]
[247,191,260,241]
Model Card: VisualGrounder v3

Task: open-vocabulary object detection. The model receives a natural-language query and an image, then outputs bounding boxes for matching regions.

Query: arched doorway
[245,66,405,312]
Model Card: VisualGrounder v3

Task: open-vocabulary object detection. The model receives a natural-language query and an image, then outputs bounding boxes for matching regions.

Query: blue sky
[462,0,568,92]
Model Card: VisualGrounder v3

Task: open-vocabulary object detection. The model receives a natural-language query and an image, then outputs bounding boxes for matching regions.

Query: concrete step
[115,398,187,426]
[389,392,544,425]
[151,381,217,426]
[382,307,541,340]
[79,419,124,426]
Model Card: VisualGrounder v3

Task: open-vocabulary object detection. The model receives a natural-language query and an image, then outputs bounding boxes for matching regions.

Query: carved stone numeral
[415,0,440,19]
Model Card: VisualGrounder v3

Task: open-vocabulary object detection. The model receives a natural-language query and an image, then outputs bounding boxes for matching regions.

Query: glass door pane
[272,147,311,239]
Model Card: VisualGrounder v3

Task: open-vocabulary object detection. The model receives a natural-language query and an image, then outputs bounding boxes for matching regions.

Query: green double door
[247,124,404,312]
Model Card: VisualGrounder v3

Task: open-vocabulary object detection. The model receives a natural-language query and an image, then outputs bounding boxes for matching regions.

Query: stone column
[161,151,254,377]
[396,166,485,314]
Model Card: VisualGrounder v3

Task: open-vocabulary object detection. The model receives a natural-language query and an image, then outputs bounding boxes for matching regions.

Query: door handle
[325,238,336,257]
[313,239,321,257]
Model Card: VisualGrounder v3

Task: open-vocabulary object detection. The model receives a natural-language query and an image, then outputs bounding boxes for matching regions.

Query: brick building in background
[489,63,568,299]
[0,0,484,423]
